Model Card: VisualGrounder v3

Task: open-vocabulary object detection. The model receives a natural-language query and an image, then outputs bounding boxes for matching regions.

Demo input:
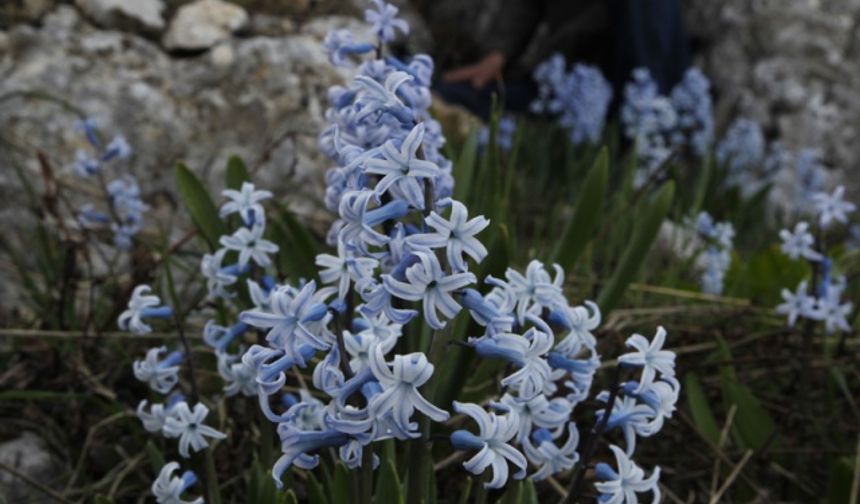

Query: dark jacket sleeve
[481,0,544,62]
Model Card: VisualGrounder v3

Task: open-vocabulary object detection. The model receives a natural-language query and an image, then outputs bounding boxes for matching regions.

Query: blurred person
[431,0,690,118]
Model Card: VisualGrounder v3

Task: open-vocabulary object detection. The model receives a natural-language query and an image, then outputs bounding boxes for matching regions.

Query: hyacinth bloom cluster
[687,211,735,295]
[119,284,226,498]
[71,118,147,249]
[776,185,856,333]
[100,2,686,498]
[530,54,613,145]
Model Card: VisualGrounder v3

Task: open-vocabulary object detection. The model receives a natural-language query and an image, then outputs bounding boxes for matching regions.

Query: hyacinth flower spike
[133,346,184,394]
[449,401,527,489]
[152,462,203,504]
[594,445,661,504]
[118,285,173,335]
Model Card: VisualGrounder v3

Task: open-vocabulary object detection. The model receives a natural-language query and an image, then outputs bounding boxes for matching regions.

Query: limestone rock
[162,0,248,51]
[75,0,165,34]
[0,433,62,503]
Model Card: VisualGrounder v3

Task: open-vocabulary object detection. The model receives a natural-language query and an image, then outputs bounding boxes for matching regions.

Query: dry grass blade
[709,449,754,504]
[710,404,737,498]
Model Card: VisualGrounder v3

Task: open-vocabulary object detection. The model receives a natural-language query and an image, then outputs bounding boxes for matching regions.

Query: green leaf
[685,373,721,445]
[330,462,350,504]
[283,490,299,504]
[597,180,675,312]
[269,203,320,282]
[498,480,523,504]
[454,128,479,205]
[375,460,404,504]
[226,155,251,190]
[715,338,778,451]
[456,478,473,504]
[691,154,711,214]
[826,456,856,504]
[307,473,329,504]
[522,480,538,504]
[552,147,608,271]
[93,496,113,504]
[144,441,166,474]
[175,162,227,249]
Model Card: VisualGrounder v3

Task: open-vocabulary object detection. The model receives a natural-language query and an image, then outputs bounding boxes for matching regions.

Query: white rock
[75,0,165,33]
[0,433,62,503]
[162,0,248,51]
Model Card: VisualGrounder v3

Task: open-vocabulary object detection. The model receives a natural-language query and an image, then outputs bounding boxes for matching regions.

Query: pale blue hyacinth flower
[316,239,380,300]
[717,118,765,177]
[552,300,601,356]
[775,280,820,326]
[352,71,413,123]
[364,122,441,209]
[594,445,661,504]
[247,344,319,400]
[407,198,490,272]
[118,285,173,335]
[219,182,272,227]
[670,67,714,156]
[503,260,566,324]
[356,277,419,325]
[331,190,408,252]
[162,402,227,458]
[324,29,375,67]
[137,395,184,433]
[367,345,449,434]
[217,352,258,397]
[73,149,100,177]
[499,393,572,443]
[200,248,240,299]
[239,281,333,365]
[449,401,527,489]
[219,220,279,268]
[779,221,822,261]
[364,0,409,44]
[622,376,681,435]
[272,424,351,487]
[595,394,655,456]
[133,346,183,394]
[522,423,579,481]
[617,326,675,394]
[102,135,131,162]
[817,285,854,334]
[152,462,202,504]
[498,328,554,400]
[382,251,475,329]
[812,185,856,228]
[203,320,249,353]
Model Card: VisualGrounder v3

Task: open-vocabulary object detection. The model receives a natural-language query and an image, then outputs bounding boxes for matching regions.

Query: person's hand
[442,51,506,89]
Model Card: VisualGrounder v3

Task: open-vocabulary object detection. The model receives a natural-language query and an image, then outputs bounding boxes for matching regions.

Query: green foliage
[375,460,405,504]
[175,162,228,250]
[226,154,252,190]
[552,147,608,272]
[685,373,721,446]
[597,180,675,312]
